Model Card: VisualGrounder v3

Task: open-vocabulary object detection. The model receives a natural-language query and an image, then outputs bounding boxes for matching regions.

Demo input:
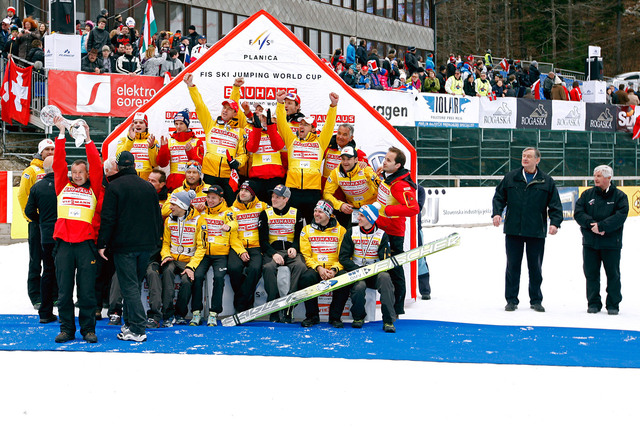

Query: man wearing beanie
[97,151,163,341]
[228,180,267,313]
[156,109,203,191]
[160,189,203,326]
[298,199,346,327]
[18,138,55,310]
[162,160,208,217]
[183,73,248,206]
[275,89,339,225]
[338,204,397,332]
[189,185,239,326]
[258,184,306,322]
[116,111,158,180]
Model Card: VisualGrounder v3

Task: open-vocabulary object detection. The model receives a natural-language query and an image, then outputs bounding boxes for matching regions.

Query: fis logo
[76,74,111,113]
[249,31,272,49]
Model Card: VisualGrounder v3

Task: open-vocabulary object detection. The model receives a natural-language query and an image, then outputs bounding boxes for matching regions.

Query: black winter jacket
[24,172,57,244]
[97,167,163,254]
[492,167,563,238]
[574,184,628,249]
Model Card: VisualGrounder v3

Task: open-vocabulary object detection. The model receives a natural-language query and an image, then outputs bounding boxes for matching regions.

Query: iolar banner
[48,70,164,117]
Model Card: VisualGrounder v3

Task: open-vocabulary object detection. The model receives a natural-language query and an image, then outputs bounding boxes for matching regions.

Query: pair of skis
[222,232,460,326]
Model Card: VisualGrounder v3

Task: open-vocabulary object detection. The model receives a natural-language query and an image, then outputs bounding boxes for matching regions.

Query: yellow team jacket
[161,179,209,218]
[161,208,203,269]
[300,220,346,271]
[188,85,248,179]
[116,132,158,180]
[275,102,337,190]
[194,200,242,257]
[18,158,47,220]
[230,197,267,251]
[323,163,380,211]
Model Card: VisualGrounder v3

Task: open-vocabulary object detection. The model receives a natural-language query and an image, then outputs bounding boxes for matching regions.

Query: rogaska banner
[585,103,615,132]
[48,70,165,117]
[516,99,552,130]
[551,100,586,131]
[479,97,518,129]
[101,10,420,298]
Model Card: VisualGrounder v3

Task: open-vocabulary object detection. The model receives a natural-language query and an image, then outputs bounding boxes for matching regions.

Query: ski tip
[447,232,461,246]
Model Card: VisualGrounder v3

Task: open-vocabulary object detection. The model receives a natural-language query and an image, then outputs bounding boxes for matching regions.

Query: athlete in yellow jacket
[116,112,158,181]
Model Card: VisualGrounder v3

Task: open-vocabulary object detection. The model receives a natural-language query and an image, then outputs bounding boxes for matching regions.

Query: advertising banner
[43,34,81,71]
[415,93,480,128]
[558,187,579,220]
[479,97,517,129]
[48,70,165,117]
[551,100,586,131]
[584,103,615,132]
[421,187,495,227]
[357,89,416,127]
[516,99,552,129]
[615,105,636,133]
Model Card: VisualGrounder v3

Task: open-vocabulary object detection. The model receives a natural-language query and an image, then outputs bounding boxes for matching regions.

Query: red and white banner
[102,10,420,299]
[0,171,12,223]
[1,57,32,125]
[48,70,164,117]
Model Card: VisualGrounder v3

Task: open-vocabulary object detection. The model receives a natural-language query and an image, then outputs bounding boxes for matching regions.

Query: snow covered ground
[1,218,639,425]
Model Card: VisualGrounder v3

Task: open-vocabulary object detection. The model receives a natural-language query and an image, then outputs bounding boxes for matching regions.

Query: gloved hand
[265,109,273,126]
[226,150,239,170]
[252,112,262,129]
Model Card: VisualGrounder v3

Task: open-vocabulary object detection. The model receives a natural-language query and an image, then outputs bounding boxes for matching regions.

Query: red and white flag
[488,91,497,101]
[630,106,640,140]
[531,79,541,100]
[1,57,32,125]
[139,0,157,59]
[500,58,509,72]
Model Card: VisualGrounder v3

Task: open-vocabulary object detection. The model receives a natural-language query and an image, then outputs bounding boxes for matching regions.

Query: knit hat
[239,180,256,197]
[269,184,291,198]
[188,25,196,31]
[38,139,54,154]
[117,151,135,168]
[7,7,15,13]
[133,112,148,127]
[171,190,196,210]
[359,204,379,225]
[314,200,333,218]
[407,46,416,52]
[173,109,190,128]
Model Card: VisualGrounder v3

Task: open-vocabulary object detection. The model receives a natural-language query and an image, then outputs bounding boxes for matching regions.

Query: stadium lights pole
[434,0,450,66]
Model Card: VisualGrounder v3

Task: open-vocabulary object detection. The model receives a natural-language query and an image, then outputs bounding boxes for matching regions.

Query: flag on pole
[1,56,32,125]
[139,0,157,59]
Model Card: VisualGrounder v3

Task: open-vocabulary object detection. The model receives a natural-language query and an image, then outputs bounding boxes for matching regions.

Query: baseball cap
[269,184,291,198]
[117,151,135,168]
[222,99,239,112]
[300,116,317,129]
[198,34,206,40]
[2,18,10,25]
[284,92,301,105]
[340,146,356,158]
[203,185,224,196]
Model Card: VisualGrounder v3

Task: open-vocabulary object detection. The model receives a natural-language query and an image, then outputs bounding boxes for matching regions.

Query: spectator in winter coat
[115,43,141,75]
[141,45,164,76]
[87,18,110,52]
[6,6,21,28]
[160,48,185,78]
[26,39,44,63]
[404,46,422,76]
[17,17,39,59]
[425,54,435,71]
[445,69,464,95]
[463,74,476,96]
[346,36,356,66]
[475,72,492,96]
[80,22,93,55]
[99,45,115,73]
[409,72,422,91]
[615,85,629,105]
[186,25,199,53]
[81,48,102,73]
[529,60,541,83]
[422,69,440,93]
[542,71,555,99]
[569,81,583,102]
[356,39,367,66]
[627,89,639,105]
[341,64,358,88]
[550,77,567,100]
[3,25,19,56]
[368,48,381,69]
[356,66,371,89]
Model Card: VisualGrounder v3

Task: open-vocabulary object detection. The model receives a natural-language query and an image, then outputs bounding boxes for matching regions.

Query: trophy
[40,105,88,147]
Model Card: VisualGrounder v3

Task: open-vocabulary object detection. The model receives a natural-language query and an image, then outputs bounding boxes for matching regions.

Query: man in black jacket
[24,156,58,324]
[492,147,563,313]
[574,165,628,315]
[97,151,163,342]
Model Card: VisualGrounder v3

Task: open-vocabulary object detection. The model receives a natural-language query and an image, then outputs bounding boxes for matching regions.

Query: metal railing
[417,175,640,187]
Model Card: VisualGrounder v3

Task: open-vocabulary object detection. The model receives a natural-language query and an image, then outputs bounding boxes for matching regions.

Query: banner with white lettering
[516,99,552,129]
[479,97,517,129]
[357,89,416,126]
[551,100,586,131]
[48,70,164,117]
[415,93,480,128]
[584,103,615,132]
[101,10,420,298]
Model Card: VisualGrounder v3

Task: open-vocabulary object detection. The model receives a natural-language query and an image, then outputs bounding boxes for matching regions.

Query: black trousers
[262,252,306,301]
[251,176,285,205]
[327,270,351,321]
[203,174,236,207]
[55,240,97,336]
[228,248,262,313]
[39,242,57,319]
[187,255,227,315]
[289,188,322,226]
[114,252,150,335]
[299,268,322,319]
[505,235,545,306]
[94,249,115,310]
[583,246,622,310]
[387,234,406,315]
[27,221,42,306]
[146,261,163,321]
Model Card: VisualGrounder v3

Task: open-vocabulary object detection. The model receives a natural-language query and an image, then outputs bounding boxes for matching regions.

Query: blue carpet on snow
[1,315,639,368]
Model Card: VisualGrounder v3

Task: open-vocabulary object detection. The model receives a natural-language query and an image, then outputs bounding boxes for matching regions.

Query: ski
[222,232,461,326]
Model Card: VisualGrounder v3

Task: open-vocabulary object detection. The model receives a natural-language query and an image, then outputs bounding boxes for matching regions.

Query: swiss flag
[1,56,32,125]
[531,79,541,100]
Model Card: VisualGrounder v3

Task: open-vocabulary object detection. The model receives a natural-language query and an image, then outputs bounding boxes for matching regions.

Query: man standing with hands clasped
[574,165,628,315]
[492,147,563,313]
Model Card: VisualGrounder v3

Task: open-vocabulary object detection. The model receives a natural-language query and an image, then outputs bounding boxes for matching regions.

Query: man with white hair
[574,165,629,315]
[18,138,55,310]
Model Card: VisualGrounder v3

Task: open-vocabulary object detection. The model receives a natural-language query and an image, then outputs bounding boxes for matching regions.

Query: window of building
[191,7,204,35]
[206,10,219,42]
[424,0,430,27]
[308,29,319,53]
[321,31,331,57]
[221,13,234,36]
[332,33,342,55]
[397,0,405,21]
[293,26,305,42]
[169,3,184,35]
[375,0,385,16]
[366,0,374,13]
[386,0,394,18]
[406,0,414,23]
[416,0,422,25]
[343,0,352,8]
[357,0,365,12]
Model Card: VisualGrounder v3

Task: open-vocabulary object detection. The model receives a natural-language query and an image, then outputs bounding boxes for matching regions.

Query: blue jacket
[346,43,356,65]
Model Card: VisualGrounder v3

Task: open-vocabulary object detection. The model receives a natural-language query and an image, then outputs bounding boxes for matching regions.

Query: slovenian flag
[139,0,157,59]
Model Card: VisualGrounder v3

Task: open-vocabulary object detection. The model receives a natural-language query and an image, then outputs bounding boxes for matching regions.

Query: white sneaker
[117,329,147,342]
[207,313,218,326]
[190,310,202,326]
